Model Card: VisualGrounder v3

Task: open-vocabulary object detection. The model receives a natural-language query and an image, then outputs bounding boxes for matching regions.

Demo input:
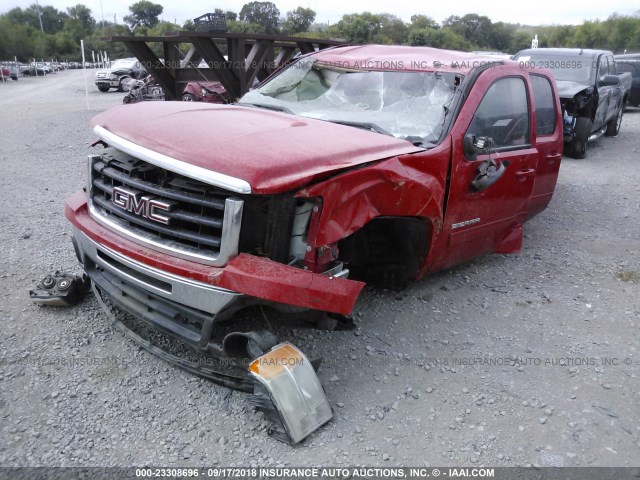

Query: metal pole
[81,40,90,110]
[99,0,105,28]
[34,0,44,32]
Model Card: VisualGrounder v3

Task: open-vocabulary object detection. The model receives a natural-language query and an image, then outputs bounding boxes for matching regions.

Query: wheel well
[338,217,430,290]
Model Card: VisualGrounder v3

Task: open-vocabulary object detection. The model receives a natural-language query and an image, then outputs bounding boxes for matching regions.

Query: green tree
[228,20,266,34]
[329,12,407,44]
[124,0,164,31]
[5,5,67,34]
[489,22,515,51]
[282,7,316,34]
[511,31,534,53]
[239,1,280,33]
[572,20,606,48]
[544,25,576,47]
[408,27,469,50]
[444,13,493,48]
[225,11,238,22]
[376,14,407,44]
[64,4,95,41]
[605,14,640,52]
[409,15,439,30]
[87,23,131,60]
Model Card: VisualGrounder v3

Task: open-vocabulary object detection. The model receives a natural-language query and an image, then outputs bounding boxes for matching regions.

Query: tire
[565,117,592,159]
[118,76,131,92]
[97,85,110,92]
[182,93,197,101]
[605,103,623,137]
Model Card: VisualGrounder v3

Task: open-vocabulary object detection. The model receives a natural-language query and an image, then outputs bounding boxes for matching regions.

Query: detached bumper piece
[248,343,333,444]
[29,272,91,306]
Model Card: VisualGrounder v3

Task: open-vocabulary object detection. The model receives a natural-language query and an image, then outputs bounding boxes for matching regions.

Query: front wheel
[182,93,197,101]
[565,117,592,159]
[605,104,623,137]
[97,85,110,92]
[118,76,131,92]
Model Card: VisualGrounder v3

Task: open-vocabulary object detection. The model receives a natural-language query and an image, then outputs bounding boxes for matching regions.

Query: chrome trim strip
[87,155,244,267]
[74,228,242,314]
[93,125,252,194]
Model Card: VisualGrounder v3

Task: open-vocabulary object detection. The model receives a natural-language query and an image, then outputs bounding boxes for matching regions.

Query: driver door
[440,71,539,268]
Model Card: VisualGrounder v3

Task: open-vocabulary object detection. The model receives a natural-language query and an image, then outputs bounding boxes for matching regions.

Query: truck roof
[312,44,518,75]
[614,53,640,61]
[516,48,611,59]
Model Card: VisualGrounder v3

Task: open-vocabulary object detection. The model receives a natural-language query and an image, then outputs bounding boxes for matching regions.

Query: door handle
[546,153,562,165]
[515,168,536,182]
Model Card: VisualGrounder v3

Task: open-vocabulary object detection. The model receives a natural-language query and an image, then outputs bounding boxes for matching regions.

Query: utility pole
[34,0,44,32]
[99,0,105,28]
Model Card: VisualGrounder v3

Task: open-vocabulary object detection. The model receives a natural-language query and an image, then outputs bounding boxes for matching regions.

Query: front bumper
[65,191,364,333]
[95,80,118,88]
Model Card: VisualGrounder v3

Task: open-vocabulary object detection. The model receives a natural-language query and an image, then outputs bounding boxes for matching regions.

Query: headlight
[249,342,333,444]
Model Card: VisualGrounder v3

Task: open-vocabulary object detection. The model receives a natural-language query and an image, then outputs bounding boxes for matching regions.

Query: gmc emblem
[111,186,173,225]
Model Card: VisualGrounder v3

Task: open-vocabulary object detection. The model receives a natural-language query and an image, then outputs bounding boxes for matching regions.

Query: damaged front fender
[298,148,449,263]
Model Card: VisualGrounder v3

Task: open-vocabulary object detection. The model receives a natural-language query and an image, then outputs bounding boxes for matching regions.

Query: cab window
[530,75,556,136]
[466,77,530,152]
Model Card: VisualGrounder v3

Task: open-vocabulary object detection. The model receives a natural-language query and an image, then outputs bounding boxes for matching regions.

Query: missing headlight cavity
[239,194,298,263]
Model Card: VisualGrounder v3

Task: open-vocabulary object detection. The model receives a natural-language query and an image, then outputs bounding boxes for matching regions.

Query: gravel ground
[0,70,639,468]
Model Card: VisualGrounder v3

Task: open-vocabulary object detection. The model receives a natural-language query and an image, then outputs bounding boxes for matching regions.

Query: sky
[2,0,639,27]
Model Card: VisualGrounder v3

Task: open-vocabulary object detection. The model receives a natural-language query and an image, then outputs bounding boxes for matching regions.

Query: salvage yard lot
[0,69,639,467]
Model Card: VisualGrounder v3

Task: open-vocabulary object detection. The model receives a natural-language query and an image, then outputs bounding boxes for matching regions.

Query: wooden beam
[227,37,246,95]
[123,41,177,100]
[244,40,273,91]
[274,47,296,68]
[191,37,240,100]
[105,33,346,102]
[297,42,315,55]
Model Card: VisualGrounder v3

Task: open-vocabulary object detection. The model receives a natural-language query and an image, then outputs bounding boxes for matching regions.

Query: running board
[588,126,607,142]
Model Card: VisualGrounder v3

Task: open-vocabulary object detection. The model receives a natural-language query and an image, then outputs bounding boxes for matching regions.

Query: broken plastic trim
[29,272,91,306]
[92,281,255,392]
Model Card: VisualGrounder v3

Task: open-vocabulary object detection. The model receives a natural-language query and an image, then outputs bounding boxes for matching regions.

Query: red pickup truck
[65,45,562,355]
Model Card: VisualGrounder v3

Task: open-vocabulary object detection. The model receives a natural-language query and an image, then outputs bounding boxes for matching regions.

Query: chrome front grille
[87,148,243,266]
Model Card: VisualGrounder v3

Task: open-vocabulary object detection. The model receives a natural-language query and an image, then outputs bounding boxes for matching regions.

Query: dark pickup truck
[615,57,640,107]
[514,48,631,158]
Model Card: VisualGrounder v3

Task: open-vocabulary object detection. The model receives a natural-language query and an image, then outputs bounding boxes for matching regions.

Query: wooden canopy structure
[102,31,345,101]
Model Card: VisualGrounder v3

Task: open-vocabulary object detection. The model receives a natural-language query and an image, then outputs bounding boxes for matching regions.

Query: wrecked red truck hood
[91,102,423,194]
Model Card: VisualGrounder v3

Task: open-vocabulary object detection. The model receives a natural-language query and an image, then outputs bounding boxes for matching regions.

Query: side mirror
[599,75,620,87]
[463,134,494,161]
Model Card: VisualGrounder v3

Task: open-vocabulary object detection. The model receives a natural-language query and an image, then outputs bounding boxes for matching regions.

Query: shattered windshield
[239,59,458,144]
